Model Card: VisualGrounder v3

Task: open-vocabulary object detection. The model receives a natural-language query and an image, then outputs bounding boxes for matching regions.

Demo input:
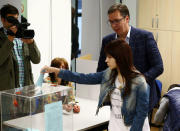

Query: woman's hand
[41,65,60,74]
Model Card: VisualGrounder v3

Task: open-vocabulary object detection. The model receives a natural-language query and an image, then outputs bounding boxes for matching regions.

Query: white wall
[76,59,100,100]
[27,0,51,82]
[81,0,117,61]
[81,0,101,61]
[27,0,71,82]
[122,0,137,27]
[51,0,71,62]
[100,0,116,41]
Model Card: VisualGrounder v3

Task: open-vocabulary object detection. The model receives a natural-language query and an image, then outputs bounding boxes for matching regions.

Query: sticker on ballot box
[25,128,40,131]
[45,101,63,131]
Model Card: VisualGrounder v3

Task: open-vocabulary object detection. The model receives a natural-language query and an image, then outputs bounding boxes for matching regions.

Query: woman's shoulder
[102,68,112,80]
[132,74,146,84]
[131,75,147,91]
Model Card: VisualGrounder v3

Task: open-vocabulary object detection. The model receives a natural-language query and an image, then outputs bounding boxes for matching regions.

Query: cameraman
[0,4,41,90]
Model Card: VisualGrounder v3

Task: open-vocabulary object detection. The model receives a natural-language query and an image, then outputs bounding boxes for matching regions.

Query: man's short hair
[108,3,130,19]
[0,4,19,18]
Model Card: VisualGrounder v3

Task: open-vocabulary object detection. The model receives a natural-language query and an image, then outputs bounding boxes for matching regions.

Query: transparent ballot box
[1,84,73,131]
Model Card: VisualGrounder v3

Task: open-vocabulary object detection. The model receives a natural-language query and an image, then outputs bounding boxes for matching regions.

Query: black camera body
[6,16,35,39]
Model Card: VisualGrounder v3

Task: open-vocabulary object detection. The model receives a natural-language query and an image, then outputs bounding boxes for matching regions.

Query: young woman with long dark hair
[41,39,150,131]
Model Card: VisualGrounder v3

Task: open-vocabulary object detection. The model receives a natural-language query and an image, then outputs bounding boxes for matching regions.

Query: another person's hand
[73,104,80,113]
[21,38,34,44]
[41,65,60,74]
[63,104,73,112]
[7,25,17,42]
[9,25,18,34]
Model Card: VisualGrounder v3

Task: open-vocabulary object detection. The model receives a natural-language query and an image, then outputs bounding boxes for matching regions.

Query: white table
[73,98,110,131]
[3,98,110,131]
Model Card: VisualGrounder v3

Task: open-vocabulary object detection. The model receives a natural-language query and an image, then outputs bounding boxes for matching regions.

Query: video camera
[6,16,35,39]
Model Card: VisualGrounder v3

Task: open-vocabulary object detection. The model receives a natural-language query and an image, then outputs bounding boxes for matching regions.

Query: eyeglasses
[108,17,125,25]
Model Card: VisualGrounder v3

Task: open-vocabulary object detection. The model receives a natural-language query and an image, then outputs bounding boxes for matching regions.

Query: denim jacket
[58,68,150,131]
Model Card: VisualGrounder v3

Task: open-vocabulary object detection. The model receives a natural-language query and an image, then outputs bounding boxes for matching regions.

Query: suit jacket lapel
[129,26,136,56]
[129,26,136,47]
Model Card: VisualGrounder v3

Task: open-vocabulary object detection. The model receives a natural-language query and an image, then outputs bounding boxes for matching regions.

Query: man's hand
[9,25,18,34]
[8,35,15,42]
[21,38,34,44]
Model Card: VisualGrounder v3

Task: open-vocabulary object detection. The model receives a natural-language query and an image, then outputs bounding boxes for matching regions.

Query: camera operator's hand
[7,25,17,42]
[21,38,34,44]
[8,35,15,42]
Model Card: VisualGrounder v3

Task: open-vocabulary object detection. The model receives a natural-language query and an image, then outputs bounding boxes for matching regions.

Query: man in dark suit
[97,3,164,111]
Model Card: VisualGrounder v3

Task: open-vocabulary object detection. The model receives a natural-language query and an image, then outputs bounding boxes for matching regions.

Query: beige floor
[103,127,160,131]
[103,128,160,131]
[151,108,163,131]
[151,127,160,131]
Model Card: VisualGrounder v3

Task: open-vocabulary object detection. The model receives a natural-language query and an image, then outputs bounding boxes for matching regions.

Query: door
[171,32,180,84]
[157,31,172,94]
